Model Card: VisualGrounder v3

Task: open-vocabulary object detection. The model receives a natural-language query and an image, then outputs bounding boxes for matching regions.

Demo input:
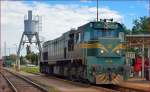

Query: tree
[132,16,150,34]
[20,56,26,65]
[9,54,17,61]
[121,24,131,34]
[26,52,38,65]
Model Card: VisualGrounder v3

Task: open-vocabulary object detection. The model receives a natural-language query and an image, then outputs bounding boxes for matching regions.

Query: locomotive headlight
[116,50,120,54]
[100,50,104,54]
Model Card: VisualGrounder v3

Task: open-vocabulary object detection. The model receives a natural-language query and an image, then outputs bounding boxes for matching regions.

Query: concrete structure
[17,10,42,70]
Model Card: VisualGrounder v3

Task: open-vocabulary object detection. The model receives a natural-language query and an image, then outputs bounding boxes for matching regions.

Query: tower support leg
[35,32,42,66]
[16,32,25,71]
[16,32,42,71]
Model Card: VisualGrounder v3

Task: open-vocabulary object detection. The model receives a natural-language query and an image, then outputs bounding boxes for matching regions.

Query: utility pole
[14,44,18,55]
[4,42,6,57]
[148,0,150,17]
[0,22,2,59]
[96,0,99,21]
[8,48,10,56]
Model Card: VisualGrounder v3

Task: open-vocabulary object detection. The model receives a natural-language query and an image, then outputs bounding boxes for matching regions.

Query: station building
[125,34,150,80]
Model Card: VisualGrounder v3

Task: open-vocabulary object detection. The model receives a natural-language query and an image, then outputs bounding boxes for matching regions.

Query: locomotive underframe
[40,58,88,81]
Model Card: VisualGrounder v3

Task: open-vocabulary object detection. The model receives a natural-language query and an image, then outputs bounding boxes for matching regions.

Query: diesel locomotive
[40,19,127,84]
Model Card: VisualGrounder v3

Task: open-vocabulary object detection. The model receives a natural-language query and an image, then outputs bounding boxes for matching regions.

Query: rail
[0,72,18,92]
[3,68,49,92]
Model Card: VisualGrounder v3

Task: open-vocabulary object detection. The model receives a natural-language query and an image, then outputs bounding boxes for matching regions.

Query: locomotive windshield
[92,29,118,39]
[91,22,123,39]
[93,22,118,29]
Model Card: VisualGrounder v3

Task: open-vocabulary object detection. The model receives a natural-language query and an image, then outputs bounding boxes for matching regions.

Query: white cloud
[128,13,136,16]
[1,1,123,56]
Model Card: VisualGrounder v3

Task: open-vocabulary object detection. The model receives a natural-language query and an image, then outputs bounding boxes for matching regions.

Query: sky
[1,0,149,56]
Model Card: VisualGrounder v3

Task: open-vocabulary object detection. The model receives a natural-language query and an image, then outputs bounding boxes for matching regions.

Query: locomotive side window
[43,52,48,61]
[52,43,54,56]
[84,31,90,41]
[68,33,74,51]
[81,32,84,42]
[119,32,125,42]
[48,44,51,57]
[54,41,56,56]
[76,32,81,43]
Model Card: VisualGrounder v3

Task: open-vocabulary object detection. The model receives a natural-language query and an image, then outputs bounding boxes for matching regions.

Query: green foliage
[20,66,39,73]
[26,52,39,65]
[125,48,135,52]
[121,24,131,34]
[26,45,31,55]
[20,56,26,65]
[132,16,150,34]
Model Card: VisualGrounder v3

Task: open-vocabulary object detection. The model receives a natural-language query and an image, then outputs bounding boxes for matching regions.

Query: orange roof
[126,34,150,48]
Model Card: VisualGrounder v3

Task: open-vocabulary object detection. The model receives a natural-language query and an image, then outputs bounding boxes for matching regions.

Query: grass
[20,66,39,74]
[20,66,59,92]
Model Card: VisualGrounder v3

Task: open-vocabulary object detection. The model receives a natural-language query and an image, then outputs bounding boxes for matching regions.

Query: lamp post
[142,39,145,79]
[13,43,18,67]
[0,23,2,59]
[13,43,18,55]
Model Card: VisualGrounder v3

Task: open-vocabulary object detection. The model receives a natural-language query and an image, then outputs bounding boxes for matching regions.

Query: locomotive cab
[79,19,126,84]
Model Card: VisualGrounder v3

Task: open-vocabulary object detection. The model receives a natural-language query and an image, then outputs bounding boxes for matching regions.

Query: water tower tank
[24,10,39,42]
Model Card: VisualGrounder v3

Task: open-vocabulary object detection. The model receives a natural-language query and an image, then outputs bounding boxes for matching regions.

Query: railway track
[0,72,14,92]
[18,72,119,92]
[2,69,147,92]
[1,69,49,92]
[26,74,119,92]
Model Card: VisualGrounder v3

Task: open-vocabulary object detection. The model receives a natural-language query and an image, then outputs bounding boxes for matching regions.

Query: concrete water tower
[16,10,42,70]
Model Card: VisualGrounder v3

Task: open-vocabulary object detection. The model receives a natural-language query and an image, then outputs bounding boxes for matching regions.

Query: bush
[20,66,39,73]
